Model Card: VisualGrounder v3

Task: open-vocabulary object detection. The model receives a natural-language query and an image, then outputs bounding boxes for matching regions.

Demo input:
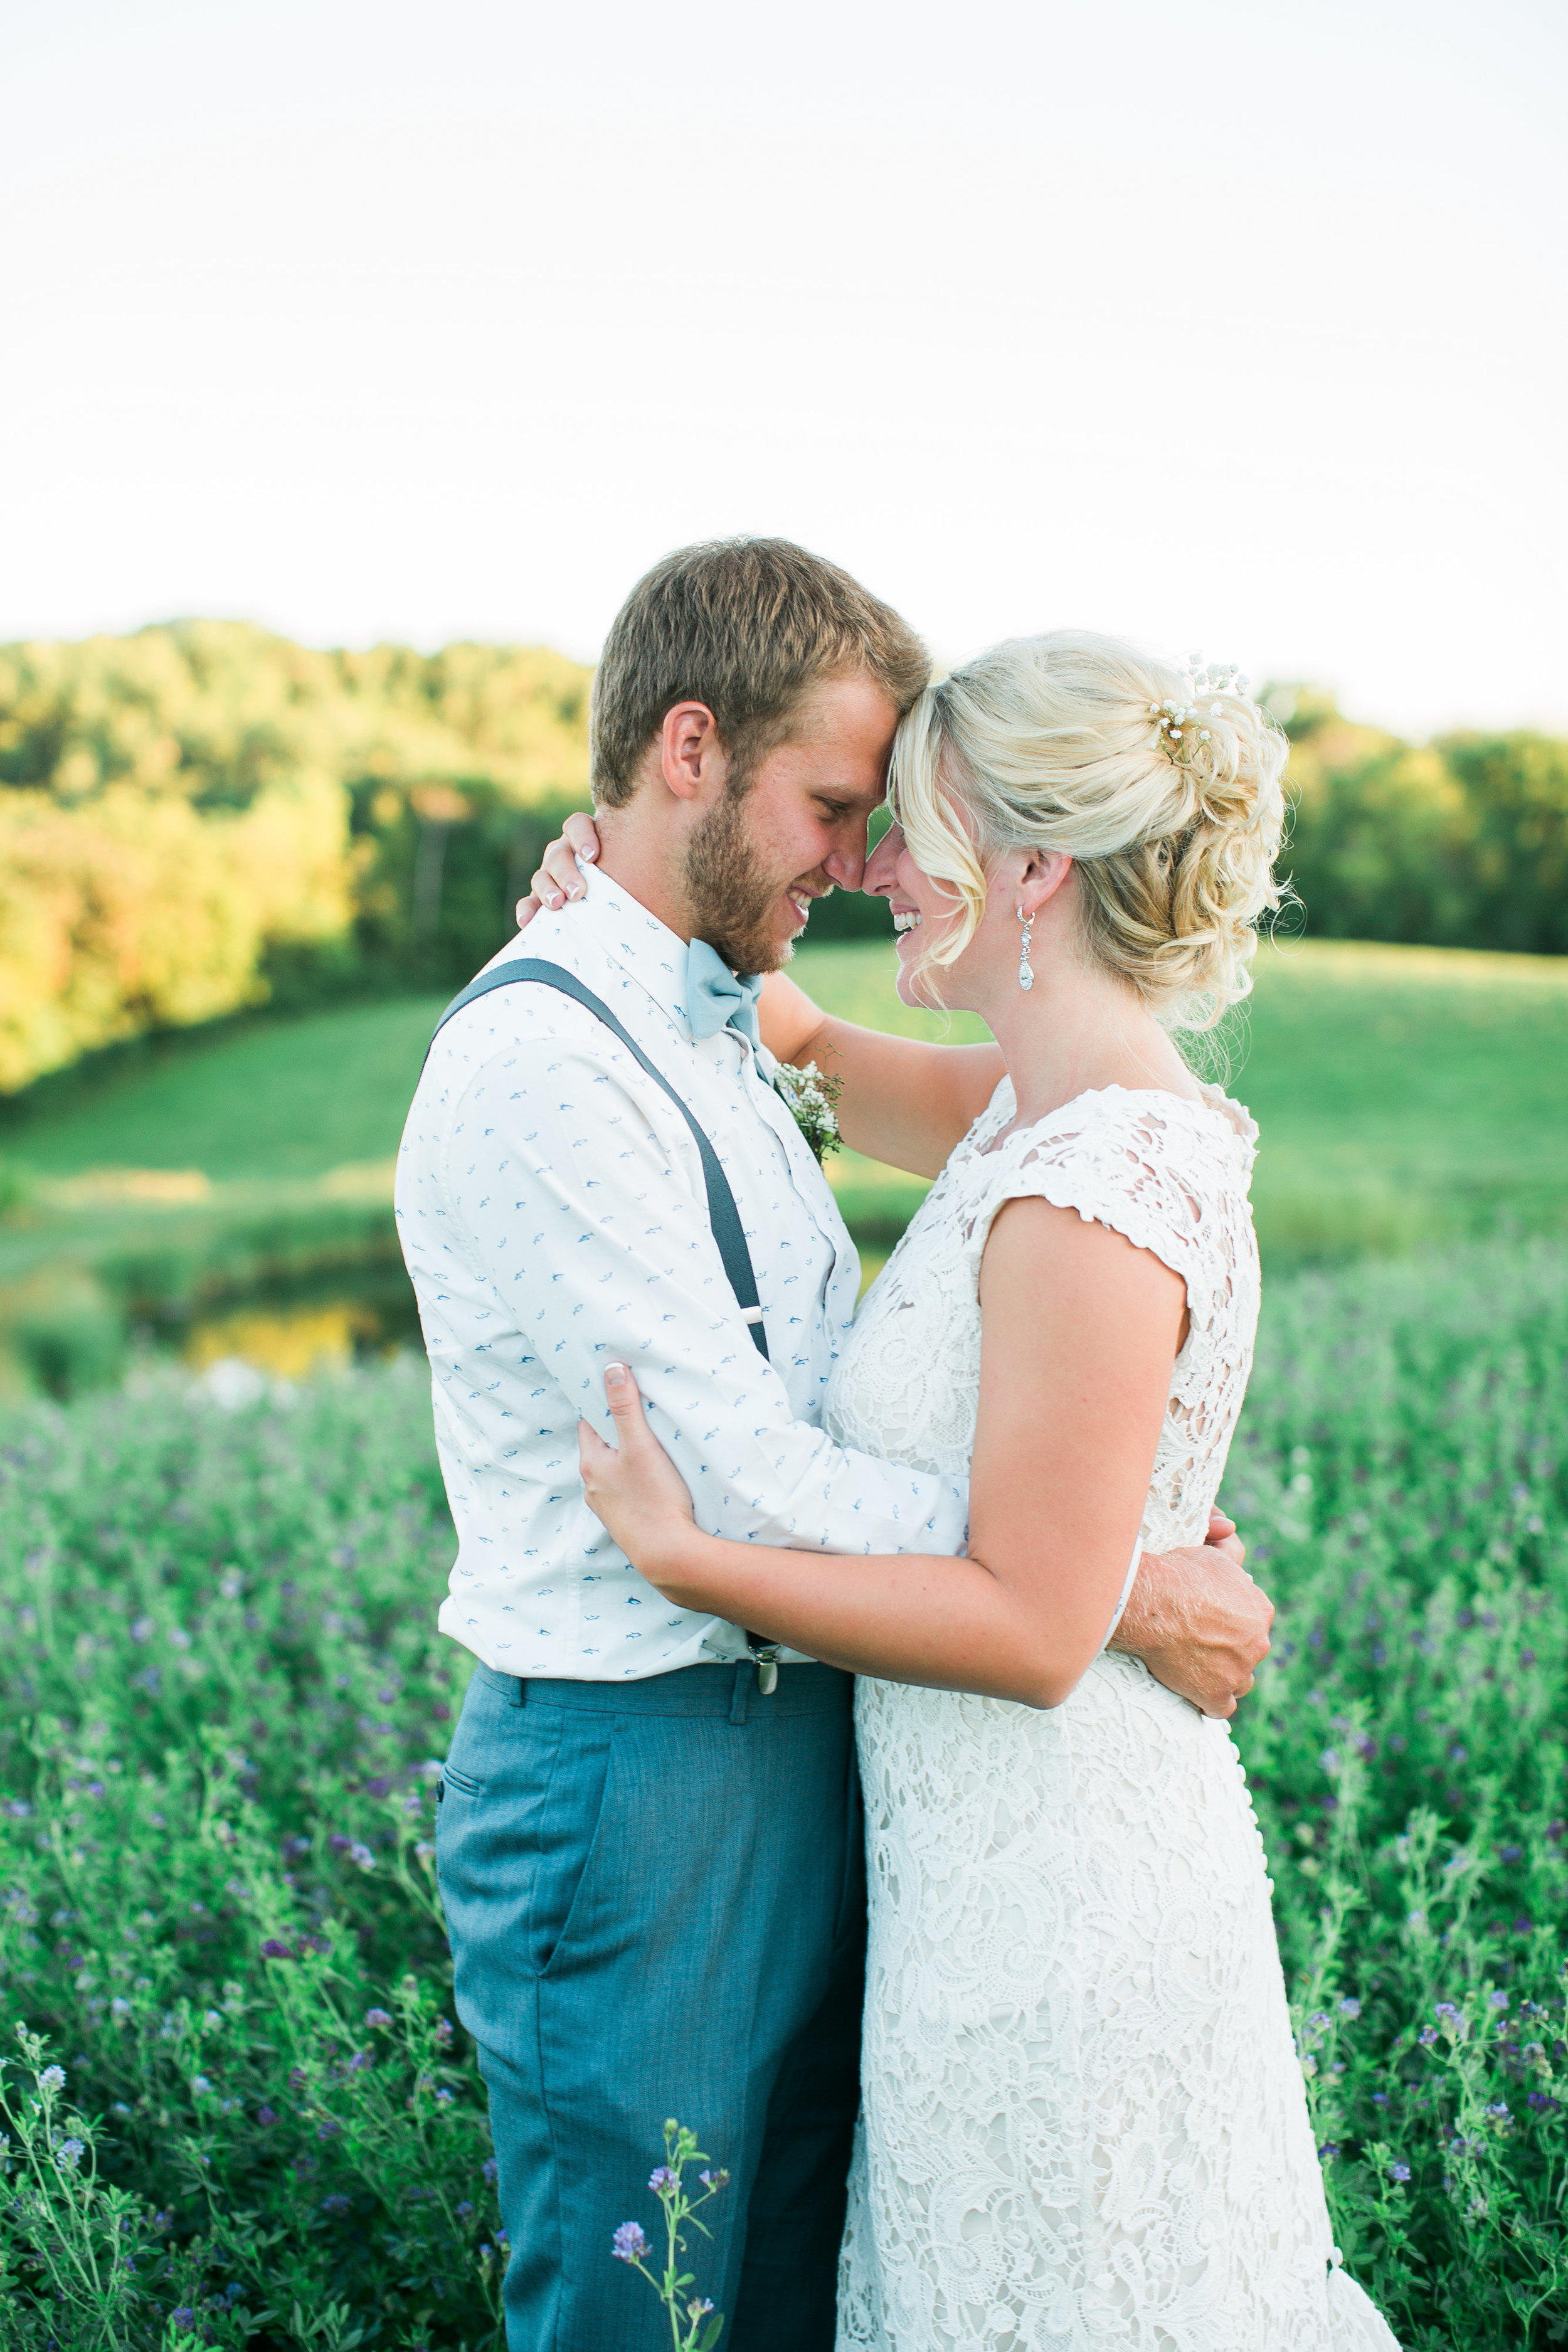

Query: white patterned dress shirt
[396,868,970,1678]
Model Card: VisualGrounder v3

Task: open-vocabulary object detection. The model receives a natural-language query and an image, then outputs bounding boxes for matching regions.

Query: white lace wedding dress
[826,1082,1397,2352]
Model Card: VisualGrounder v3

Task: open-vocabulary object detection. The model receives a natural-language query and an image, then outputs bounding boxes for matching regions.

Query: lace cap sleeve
[960,1086,1257,1335]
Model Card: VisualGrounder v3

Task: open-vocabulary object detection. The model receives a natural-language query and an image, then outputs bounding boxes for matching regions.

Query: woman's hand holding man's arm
[578,1199,1272,1718]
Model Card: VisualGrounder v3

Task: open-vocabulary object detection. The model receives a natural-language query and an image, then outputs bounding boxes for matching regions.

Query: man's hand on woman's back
[1111,1511,1273,1717]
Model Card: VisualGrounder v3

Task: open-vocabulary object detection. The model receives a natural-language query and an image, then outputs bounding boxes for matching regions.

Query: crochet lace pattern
[827,1083,1399,2351]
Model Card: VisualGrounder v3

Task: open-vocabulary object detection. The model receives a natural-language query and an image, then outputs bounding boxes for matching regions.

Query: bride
[542,631,1396,2348]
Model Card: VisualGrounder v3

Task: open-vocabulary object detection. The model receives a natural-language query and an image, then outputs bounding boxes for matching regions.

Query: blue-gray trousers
[436,1661,866,2351]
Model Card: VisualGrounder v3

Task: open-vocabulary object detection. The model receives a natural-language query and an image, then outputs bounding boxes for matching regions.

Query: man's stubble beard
[682,788,809,976]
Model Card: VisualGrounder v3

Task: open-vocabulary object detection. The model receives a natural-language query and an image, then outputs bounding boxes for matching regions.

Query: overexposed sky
[4,0,1565,738]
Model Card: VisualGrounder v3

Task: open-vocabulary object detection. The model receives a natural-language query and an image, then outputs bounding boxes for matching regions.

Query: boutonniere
[773,1061,844,1164]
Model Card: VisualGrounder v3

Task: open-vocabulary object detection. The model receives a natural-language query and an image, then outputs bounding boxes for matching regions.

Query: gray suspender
[428,958,770,1360]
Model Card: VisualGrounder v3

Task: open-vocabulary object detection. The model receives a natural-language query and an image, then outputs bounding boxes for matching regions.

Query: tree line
[1,623,1563,1096]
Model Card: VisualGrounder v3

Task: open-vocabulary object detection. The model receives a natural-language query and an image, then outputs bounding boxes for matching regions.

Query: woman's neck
[978,956,1202,1136]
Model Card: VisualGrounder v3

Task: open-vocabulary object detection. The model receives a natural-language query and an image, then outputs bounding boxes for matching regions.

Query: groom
[396,538,1273,2352]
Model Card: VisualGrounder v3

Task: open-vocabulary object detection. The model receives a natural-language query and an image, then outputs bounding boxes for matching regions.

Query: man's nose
[862,823,902,896]
[824,840,867,891]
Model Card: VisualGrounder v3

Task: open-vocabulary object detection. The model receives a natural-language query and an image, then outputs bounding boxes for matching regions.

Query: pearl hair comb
[1149,658,1251,767]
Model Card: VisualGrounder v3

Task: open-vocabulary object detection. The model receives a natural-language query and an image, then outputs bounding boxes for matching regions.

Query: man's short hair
[590,538,930,808]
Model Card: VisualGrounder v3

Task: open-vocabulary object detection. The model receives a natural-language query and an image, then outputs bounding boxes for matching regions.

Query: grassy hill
[1,936,1564,1394]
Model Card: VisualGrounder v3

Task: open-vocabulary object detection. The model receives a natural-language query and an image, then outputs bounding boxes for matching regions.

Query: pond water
[164,1251,889,1384]
[161,1263,425,1381]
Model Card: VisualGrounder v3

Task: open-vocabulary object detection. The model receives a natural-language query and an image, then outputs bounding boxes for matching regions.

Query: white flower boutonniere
[773,1061,844,1164]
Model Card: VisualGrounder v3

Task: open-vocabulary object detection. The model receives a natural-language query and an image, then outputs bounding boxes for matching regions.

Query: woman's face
[864,815,1018,1011]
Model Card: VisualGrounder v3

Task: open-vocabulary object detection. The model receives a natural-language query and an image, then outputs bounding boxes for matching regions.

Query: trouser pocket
[435,1681,618,2045]
[532,1712,616,1977]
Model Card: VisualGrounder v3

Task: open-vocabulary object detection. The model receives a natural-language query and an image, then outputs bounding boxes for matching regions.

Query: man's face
[683,674,901,973]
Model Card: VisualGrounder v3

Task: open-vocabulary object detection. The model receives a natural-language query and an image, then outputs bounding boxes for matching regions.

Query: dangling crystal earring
[1016,904,1034,993]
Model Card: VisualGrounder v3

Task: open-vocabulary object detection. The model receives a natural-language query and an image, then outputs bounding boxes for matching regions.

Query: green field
[2,1241,1565,2347]
[1,938,1565,1395]
[801,937,1568,1259]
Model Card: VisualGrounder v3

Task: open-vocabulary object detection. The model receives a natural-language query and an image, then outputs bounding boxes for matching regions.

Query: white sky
[4,0,1565,738]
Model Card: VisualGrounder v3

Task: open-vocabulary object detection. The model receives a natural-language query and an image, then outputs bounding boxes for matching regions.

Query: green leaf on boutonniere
[773,1060,843,1164]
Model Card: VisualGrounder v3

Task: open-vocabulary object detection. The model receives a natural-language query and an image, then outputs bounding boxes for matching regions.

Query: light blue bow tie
[686,939,764,1049]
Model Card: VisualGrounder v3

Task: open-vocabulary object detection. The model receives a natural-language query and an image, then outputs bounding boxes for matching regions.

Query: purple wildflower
[649,2165,679,2194]
[172,2309,196,2328]
[1387,2162,1411,2183]
[1486,2102,1512,2122]
[1338,1997,1362,2019]
[364,2008,394,2028]
[322,2194,351,2216]
[1490,1991,1510,2010]
[348,1843,376,1871]
[328,1834,353,1853]
[456,2200,474,2219]
[435,2086,455,2104]
[483,2158,499,2185]
[612,2220,650,2263]
[366,1777,393,1798]
[317,2119,341,2141]
[699,2168,729,2191]
[38,2065,66,2091]
[260,1940,292,1961]
[1317,2142,1341,2161]
[256,2107,277,2128]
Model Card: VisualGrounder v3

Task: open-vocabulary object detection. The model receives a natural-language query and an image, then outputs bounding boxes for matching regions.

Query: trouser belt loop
[511,1677,526,1708]
[729,1663,751,1727]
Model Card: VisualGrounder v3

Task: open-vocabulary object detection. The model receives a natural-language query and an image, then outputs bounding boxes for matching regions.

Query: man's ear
[659,702,726,805]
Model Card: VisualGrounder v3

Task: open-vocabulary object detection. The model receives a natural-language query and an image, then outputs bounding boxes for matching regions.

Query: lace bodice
[825,1079,1263,1554]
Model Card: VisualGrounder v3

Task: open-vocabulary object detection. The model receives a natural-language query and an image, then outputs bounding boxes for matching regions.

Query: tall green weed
[0,1244,1564,2346]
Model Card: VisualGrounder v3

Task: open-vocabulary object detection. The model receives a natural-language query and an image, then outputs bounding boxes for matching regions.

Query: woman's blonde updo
[887,628,1289,1030]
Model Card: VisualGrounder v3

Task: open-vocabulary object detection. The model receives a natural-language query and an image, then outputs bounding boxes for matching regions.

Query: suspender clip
[746,1638,781,1695]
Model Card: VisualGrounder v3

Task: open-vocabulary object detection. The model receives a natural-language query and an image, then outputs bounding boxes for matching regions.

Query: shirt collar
[558,865,700,1038]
